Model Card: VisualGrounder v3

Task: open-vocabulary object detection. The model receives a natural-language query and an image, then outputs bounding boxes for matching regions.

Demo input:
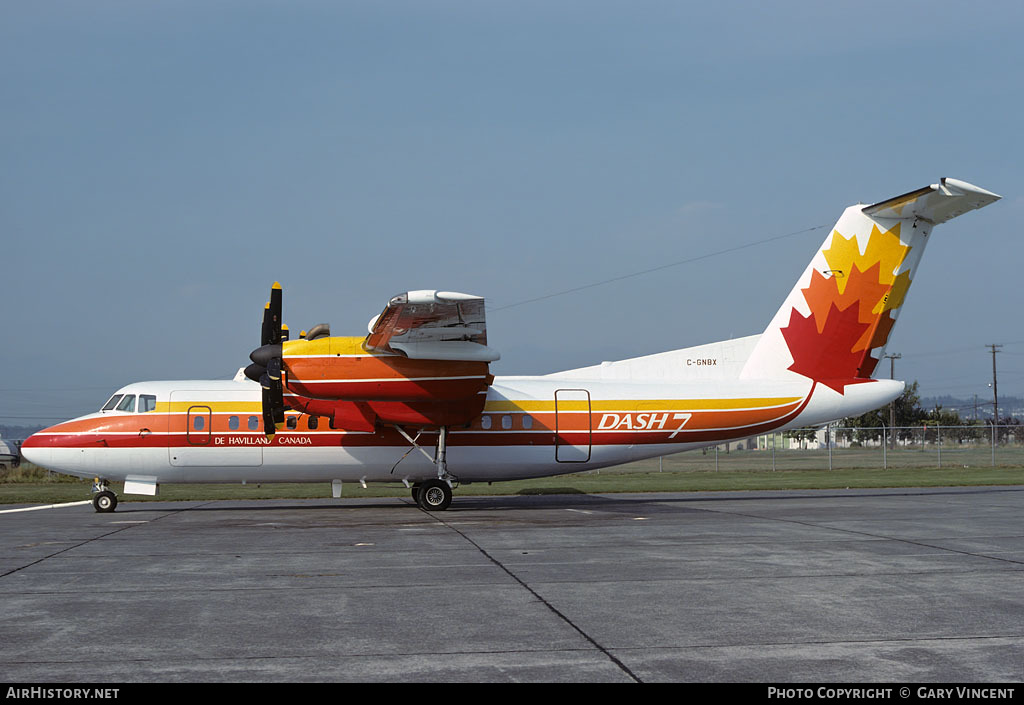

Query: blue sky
[3,1,1022,425]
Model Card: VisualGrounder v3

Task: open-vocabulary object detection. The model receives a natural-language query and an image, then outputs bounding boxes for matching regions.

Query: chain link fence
[646,425,1024,473]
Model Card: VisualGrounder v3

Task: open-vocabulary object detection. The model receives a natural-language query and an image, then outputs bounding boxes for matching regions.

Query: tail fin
[741,178,1000,391]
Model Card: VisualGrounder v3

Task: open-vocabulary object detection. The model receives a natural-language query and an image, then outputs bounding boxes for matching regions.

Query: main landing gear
[411,479,453,511]
[92,478,118,513]
[400,425,456,511]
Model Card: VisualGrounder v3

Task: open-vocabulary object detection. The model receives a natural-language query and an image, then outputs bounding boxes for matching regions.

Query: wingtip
[940,177,1002,201]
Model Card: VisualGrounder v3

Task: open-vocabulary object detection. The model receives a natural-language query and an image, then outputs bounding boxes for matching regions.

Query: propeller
[245,282,286,439]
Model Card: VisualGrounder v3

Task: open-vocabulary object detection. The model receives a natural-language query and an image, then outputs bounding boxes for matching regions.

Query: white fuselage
[22,371,902,491]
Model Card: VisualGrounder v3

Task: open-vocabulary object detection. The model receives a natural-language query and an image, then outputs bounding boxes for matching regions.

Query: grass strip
[3,465,1023,507]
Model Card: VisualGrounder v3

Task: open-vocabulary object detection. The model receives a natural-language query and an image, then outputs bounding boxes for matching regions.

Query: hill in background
[920,394,1023,423]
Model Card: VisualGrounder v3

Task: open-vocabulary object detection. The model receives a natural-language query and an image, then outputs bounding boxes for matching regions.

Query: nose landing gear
[92,478,118,513]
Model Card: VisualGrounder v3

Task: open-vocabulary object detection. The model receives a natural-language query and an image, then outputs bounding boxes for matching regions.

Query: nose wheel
[92,478,118,513]
[93,490,118,513]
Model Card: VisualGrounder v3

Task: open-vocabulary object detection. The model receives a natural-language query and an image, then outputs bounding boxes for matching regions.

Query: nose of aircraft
[20,427,53,468]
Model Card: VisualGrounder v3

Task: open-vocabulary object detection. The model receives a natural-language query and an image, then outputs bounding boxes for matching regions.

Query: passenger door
[554,388,591,463]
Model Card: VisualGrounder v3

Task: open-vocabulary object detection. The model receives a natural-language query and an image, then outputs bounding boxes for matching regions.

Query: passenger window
[139,395,157,413]
[308,416,318,430]
[286,416,297,430]
[502,415,513,430]
[193,415,205,431]
[481,415,492,430]
[116,395,136,413]
[248,416,259,430]
[522,415,533,430]
[102,394,123,411]
[329,417,340,430]
[229,416,239,430]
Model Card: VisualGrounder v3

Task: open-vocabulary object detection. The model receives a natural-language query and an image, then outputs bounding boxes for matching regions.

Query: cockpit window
[115,395,136,413]
[101,394,124,411]
[139,395,157,413]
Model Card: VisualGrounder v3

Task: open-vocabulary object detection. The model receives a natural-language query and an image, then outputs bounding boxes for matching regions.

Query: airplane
[21,178,1001,513]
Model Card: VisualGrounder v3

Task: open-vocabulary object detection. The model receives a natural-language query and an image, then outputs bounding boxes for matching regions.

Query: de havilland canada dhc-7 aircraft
[22,178,1001,512]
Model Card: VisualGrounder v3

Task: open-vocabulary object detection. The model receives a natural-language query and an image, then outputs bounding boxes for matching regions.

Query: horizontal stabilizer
[863,178,1001,224]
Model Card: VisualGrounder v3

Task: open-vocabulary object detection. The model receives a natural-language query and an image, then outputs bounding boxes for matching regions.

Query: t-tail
[740,178,1001,393]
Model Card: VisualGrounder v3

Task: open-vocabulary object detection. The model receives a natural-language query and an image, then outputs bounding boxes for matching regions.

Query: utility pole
[987,343,1002,427]
[883,353,901,450]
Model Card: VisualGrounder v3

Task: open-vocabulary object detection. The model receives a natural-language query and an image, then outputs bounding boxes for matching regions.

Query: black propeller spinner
[244,282,287,439]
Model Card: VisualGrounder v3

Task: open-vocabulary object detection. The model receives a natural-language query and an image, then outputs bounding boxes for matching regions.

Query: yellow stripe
[484,397,802,413]
[283,336,370,356]
[147,396,801,416]
[159,402,264,413]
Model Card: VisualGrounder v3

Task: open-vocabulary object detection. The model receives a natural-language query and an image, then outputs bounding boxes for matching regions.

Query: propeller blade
[261,303,272,347]
[272,390,285,429]
[268,282,283,345]
[253,282,285,439]
[261,386,277,440]
[260,282,283,345]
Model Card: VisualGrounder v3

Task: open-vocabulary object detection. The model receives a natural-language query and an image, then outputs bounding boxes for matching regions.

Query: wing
[365,290,500,362]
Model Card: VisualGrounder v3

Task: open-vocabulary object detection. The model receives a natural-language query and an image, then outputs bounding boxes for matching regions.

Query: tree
[924,403,979,443]
[993,416,1021,445]
[924,405,962,426]
[784,427,819,449]
[840,381,927,445]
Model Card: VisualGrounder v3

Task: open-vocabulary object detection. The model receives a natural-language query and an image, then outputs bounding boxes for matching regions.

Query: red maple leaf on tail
[780,302,875,394]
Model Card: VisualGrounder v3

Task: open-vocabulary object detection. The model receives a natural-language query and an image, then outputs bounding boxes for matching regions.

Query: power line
[0,415,73,420]
[492,223,829,312]
[900,345,991,360]
[0,387,113,392]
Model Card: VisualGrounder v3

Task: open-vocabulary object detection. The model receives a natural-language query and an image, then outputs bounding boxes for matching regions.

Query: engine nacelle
[280,335,491,428]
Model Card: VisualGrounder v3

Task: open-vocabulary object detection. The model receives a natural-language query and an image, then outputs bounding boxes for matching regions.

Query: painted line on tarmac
[0,500,92,515]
